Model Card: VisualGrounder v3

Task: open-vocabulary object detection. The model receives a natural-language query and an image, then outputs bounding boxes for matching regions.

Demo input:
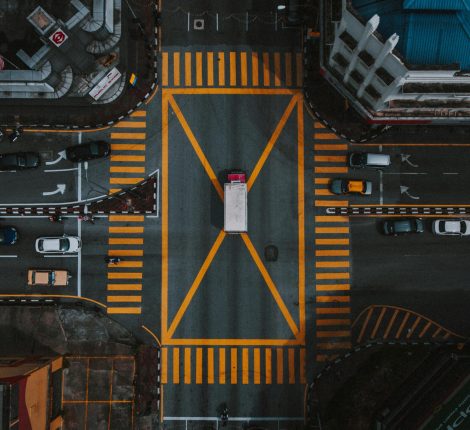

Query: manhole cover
[194,19,204,30]
[264,245,278,262]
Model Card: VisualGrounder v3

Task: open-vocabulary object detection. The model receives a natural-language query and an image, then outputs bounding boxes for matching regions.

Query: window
[339,31,358,50]
[376,67,394,85]
[350,70,364,84]
[332,52,348,68]
[365,85,381,100]
[358,50,375,67]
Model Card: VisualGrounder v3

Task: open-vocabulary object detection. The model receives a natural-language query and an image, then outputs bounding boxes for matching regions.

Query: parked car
[349,152,391,169]
[65,141,111,162]
[35,235,81,254]
[432,219,470,236]
[28,269,71,286]
[0,152,40,171]
[329,178,372,195]
[0,226,18,245]
[383,218,424,236]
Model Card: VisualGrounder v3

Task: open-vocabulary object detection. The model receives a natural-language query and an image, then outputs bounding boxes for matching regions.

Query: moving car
[28,269,71,286]
[349,152,391,169]
[35,235,81,254]
[0,152,40,171]
[329,178,372,195]
[432,219,470,236]
[383,218,424,236]
[66,141,111,162]
[0,226,18,245]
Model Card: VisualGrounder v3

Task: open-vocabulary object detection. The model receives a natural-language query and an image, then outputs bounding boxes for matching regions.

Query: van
[28,269,70,286]
[349,152,391,169]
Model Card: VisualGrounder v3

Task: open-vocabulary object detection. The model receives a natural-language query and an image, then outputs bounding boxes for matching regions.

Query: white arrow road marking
[400,154,419,168]
[45,167,78,173]
[42,184,66,196]
[400,185,420,200]
[45,150,67,165]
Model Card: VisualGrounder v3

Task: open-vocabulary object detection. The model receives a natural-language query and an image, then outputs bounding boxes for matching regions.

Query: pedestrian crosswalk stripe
[314,166,348,173]
[317,307,351,314]
[317,342,351,350]
[315,155,347,162]
[317,319,351,326]
[114,121,146,128]
[110,144,146,151]
[315,199,348,206]
[316,261,350,268]
[109,188,122,194]
[108,272,143,279]
[316,284,350,291]
[185,52,191,87]
[107,261,143,268]
[107,295,142,303]
[130,111,146,117]
[174,52,180,86]
[107,284,142,291]
[110,132,146,140]
[315,249,349,256]
[109,215,144,222]
[315,238,349,245]
[315,133,338,140]
[317,295,350,303]
[162,52,169,86]
[316,272,350,280]
[316,227,349,234]
[314,178,331,184]
[111,155,145,162]
[315,189,334,196]
[110,166,145,173]
[109,177,144,184]
[107,307,141,314]
[315,216,349,222]
[314,144,348,150]
[109,226,144,233]
[108,249,143,257]
[109,238,144,245]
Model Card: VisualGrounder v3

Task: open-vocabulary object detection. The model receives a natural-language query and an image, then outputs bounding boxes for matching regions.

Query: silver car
[35,235,81,254]
[432,219,470,236]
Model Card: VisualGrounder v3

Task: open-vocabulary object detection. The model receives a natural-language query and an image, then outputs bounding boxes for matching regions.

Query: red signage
[49,29,68,47]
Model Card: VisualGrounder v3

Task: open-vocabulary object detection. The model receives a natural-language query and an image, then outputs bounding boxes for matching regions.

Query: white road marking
[78,132,82,202]
[0,255,18,258]
[383,172,427,175]
[163,417,304,422]
[45,150,67,165]
[187,12,190,31]
[3,192,108,206]
[42,184,66,196]
[379,169,383,205]
[443,172,459,175]
[77,217,82,297]
[43,254,78,258]
[44,168,78,173]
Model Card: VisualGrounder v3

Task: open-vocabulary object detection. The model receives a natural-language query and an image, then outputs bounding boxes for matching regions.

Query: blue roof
[352,0,470,69]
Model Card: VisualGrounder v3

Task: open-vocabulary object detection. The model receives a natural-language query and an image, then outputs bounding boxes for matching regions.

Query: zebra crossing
[161,50,303,88]
[313,122,352,362]
[160,346,306,385]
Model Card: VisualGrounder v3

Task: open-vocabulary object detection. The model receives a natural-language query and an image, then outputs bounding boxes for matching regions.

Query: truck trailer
[224,171,248,234]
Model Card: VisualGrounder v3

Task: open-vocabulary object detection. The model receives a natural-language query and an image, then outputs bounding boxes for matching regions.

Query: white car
[432,219,470,236]
[35,236,81,254]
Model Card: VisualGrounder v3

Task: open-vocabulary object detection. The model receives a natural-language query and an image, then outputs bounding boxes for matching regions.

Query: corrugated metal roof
[403,0,470,10]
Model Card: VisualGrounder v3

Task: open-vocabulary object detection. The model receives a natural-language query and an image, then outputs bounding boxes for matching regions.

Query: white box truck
[224,171,248,234]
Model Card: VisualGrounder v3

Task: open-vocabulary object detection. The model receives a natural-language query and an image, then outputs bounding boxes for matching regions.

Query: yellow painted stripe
[296,53,302,86]
[173,348,180,384]
[315,144,348,150]
[107,295,142,303]
[317,284,350,291]
[111,155,145,162]
[110,166,145,173]
[315,216,349,222]
[276,348,283,383]
[207,52,214,86]
[107,307,141,314]
[315,200,349,207]
[299,348,306,384]
[316,132,338,140]
[130,111,146,117]
[314,166,348,173]
[262,52,270,86]
[114,121,146,128]
[196,347,202,384]
[107,272,143,279]
[185,52,191,86]
[316,261,350,268]
[174,52,180,86]
[315,238,349,245]
[108,249,143,256]
[109,188,122,194]
[207,348,214,384]
[109,177,143,184]
[196,52,202,86]
[315,249,349,256]
[274,52,281,86]
[107,284,142,291]
[231,348,237,384]
[109,215,144,222]
[109,226,144,233]
[265,349,272,384]
[253,348,260,384]
[317,295,350,303]
[108,261,143,268]
[288,348,295,384]
[110,132,146,140]
[317,342,352,350]
[218,52,225,86]
[315,189,334,196]
[315,155,347,162]
[109,238,144,245]
[315,121,326,128]
[316,227,349,234]
[219,348,226,384]
[315,177,330,184]
[162,52,168,86]
[240,52,248,86]
[317,330,350,337]
[161,347,168,384]
[316,354,336,362]
[184,348,191,384]
[316,272,350,280]
[252,52,259,86]
[317,319,351,326]
[317,307,351,314]
[242,348,249,384]
[230,51,237,86]
[285,52,292,86]
[110,144,145,151]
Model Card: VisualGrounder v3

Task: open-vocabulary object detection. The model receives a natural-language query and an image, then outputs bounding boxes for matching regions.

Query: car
[28,269,71,286]
[0,226,18,245]
[65,141,111,162]
[0,152,40,171]
[383,218,424,236]
[432,219,470,236]
[349,152,391,169]
[329,178,372,195]
[35,235,81,254]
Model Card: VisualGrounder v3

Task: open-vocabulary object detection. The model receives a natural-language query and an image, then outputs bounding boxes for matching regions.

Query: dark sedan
[0,152,40,171]
[0,226,18,245]
[65,141,111,162]
[383,218,424,236]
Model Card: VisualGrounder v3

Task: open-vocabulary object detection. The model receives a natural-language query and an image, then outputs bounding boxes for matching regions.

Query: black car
[383,218,424,236]
[65,141,111,162]
[0,152,40,171]
[0,226,18,245]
